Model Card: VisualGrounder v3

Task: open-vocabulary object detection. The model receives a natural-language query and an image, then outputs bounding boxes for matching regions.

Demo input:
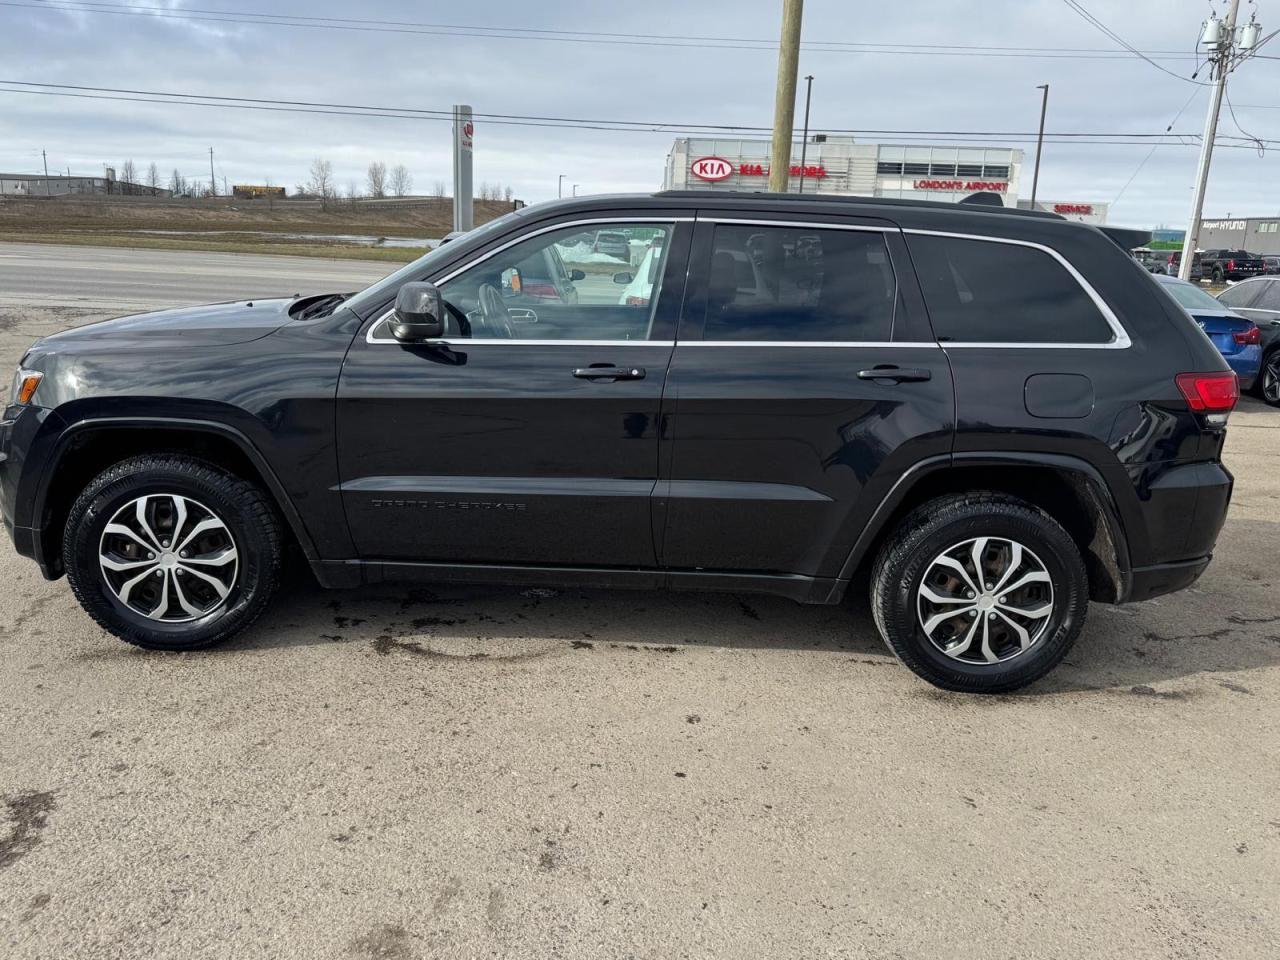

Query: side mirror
[390,282,445,342]
[569,269,586,281]
[612,272,634,285]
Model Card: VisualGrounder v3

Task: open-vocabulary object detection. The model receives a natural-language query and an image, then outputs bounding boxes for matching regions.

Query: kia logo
[463,121,474,139]
[690,156,733,182]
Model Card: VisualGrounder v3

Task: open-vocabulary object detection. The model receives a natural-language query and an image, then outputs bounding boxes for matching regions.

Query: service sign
[690,156,733,182]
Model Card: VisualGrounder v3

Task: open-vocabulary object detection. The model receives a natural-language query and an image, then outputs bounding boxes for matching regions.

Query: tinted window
[910,235,1115,344]
[702,225,897,342]
[1160,278,1227,311]
[1216,279,1266,309]
[1253,280,1280,311]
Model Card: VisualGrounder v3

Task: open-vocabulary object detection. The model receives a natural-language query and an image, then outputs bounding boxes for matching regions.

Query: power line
[3,79,1275,145]
[1059,0,1211,84]
[4,0,1208,60]
[1112,87,1204,207]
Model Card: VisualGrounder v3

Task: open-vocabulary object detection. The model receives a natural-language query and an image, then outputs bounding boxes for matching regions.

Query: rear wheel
[63,455,283,650]
[1259,349,1280,407]
[1213,267,1225,284]
[870,494,1089,693]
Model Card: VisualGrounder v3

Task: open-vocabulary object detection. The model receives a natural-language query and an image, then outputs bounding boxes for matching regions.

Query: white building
[663,136,1106,224]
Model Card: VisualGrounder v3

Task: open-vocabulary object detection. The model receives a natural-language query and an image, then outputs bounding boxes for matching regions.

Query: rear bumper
[1124,556,1211,602]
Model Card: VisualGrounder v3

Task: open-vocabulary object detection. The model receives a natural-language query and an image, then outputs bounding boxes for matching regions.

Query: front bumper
[1,403,63,579]
[1125,556,1211,602]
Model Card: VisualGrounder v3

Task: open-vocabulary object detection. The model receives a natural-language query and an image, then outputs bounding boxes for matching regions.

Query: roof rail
[652,189,1063,220]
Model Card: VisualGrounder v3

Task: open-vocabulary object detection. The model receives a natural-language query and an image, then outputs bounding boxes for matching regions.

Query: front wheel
[63,455,283,650]
[870,494,1089,693]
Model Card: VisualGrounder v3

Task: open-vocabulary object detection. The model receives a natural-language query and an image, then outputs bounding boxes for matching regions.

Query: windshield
[1162,278,1228,311]
[342,209,526,316]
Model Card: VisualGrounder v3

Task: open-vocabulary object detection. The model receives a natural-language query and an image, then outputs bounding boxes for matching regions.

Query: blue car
[1155,274,1261,390]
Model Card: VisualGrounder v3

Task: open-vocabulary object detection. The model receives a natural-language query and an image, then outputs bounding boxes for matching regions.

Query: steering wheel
[475,283,515,339]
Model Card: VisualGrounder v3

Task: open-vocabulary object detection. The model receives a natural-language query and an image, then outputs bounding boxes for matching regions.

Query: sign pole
[797,75,814,194]
[453,104,474,233]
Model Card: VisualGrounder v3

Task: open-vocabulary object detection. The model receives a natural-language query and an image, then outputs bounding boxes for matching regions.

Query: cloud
[0,0,1275,225]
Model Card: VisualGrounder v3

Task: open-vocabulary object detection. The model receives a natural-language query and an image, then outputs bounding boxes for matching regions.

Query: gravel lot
[1,302,1278,960]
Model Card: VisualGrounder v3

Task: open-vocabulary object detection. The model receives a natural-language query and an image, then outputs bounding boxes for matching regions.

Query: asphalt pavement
[0,241,393,311]
[0,246,1277,960]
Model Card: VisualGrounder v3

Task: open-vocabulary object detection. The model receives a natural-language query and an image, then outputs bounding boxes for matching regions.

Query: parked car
[592,230,632,263]
[0,192,1237,694]
[1165,250,1205,281]
[1154,274,1260,391]
[1131,248,1167,274]
[1262,256,1280,276]
[1199,249,1265,283]
[1216,276,1280,405]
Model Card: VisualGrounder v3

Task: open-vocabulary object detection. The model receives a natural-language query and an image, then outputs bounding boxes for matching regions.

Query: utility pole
[572,184,580,197]
[1180,0,1254,280]
[209,146,216,197]
[767,0,803,193]
[797,75,814,194]
[558,174,566,199]
[42,149,50,196]
[1031,84,1049,206]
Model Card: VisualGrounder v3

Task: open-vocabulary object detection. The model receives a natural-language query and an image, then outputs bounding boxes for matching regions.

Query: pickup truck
[1199,249,1265,283]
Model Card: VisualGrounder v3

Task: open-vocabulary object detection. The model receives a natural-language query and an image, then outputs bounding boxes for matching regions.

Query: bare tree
[120,159,137,194]
[432,179,446,199]
[345,179,360,204]
[169,169,187,196]
[146,162,161,195]
[503,185,513,202]
[307,157,335,201]
[366,161,387,198]
[389,164,413,197]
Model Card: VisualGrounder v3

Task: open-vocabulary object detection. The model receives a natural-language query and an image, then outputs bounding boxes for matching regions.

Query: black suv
[1,192,1237,693]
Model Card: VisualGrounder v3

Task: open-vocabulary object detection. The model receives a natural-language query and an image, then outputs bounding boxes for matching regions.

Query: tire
[870,493,1089,694]
[62,455,283,650]
[1259,349,1280,407]
[1213,267,1225,284]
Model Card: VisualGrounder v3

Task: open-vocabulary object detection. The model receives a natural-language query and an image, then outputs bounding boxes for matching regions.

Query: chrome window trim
[902,228,1133,350]
[366,216,691,344]
[678,341,937,348]
[699,217,893,233]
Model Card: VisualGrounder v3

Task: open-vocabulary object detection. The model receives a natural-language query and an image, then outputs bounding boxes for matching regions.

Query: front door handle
[573,364,646,381]
[857,366,932,384]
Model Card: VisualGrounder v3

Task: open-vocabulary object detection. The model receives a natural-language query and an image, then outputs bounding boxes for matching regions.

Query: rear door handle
[573,364,646,381]
[857,366,932,383]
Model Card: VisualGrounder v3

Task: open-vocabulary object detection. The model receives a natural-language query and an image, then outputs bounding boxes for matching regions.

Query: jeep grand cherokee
[0,192,1236,693]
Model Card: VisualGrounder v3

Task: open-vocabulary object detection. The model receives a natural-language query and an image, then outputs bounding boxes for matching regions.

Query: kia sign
[690,156,733,182]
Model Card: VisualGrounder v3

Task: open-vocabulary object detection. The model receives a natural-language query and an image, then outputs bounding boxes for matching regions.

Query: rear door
[657,213,955,580]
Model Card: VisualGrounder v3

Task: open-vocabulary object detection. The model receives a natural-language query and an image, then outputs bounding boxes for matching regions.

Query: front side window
[910,234,1116,344]
[433,223,673,341]
[702,225,897,342]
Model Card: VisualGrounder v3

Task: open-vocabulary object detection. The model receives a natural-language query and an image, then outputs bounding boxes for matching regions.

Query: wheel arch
[33,417,319,578]
[836,452,1131,604]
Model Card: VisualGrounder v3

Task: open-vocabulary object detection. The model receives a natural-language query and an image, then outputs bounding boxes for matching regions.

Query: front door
[658,214,955,579]
[337,218,689,567]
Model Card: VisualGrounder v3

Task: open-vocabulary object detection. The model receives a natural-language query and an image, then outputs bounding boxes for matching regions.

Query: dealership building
[1195,217,1280,256]
[663,136,1108,225]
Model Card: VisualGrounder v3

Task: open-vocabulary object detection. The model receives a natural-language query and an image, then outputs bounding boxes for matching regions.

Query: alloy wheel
[1264,353,1280,404]
[915,536,1054,664]
[98,494,239,622]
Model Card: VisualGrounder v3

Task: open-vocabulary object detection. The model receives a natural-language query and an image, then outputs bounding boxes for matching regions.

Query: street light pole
[572,184,580,196]
[558,174,566,199]
[1030,84,1049,206]
[768,0,804,193]
[797,74,814,194]
[1180,0,1242,281]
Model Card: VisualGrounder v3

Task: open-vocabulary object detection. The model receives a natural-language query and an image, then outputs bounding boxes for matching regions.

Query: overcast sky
[0,0,1277,227]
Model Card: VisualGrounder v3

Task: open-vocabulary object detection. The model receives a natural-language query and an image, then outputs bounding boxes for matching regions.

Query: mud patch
[0,790,57,872]
[349,923,413,960]
[1130,684,1195,701]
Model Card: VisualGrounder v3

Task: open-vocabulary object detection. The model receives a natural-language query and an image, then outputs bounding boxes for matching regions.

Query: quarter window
[702,225,897,342]
[910,234,1116,344]
[433,223,673,341]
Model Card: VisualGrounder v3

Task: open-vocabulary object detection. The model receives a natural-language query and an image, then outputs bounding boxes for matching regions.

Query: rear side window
[703,225,897,342]
[1216,279,1266,309]
[909,234,1116,344]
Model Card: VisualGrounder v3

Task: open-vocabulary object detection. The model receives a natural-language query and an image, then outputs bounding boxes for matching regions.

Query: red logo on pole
[463,121,474,139]
[690,156,733,182]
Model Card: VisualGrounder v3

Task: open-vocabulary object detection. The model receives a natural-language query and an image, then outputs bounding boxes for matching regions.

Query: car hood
[39,298,299,348]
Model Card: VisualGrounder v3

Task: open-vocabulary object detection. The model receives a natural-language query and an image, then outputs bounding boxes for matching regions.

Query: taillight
[1176,372,1239,413]
[1233,324,1261,346]
[1227,260,1236,271]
